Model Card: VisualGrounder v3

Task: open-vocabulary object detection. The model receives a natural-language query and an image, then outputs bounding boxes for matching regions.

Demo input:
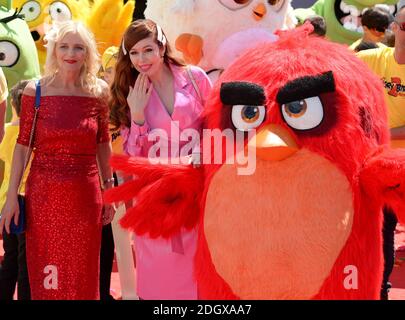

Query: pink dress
[121,64,212,299]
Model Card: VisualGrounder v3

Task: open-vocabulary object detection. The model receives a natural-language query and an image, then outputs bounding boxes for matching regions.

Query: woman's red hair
[109,19,184,130]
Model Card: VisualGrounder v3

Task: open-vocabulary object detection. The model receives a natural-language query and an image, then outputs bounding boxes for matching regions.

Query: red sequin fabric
[17,95,110,300]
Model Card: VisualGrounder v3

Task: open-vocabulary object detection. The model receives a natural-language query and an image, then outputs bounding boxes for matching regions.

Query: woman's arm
[188,66,213,166]
[6,143,29,197]
[189,65,213,106]
[0,67,8,143]
[97,141,113,189]
[0,81,36,233]
[0,100,6,143]
[97,141,116,225]
[96,79,114,187]
[0,143,31,234]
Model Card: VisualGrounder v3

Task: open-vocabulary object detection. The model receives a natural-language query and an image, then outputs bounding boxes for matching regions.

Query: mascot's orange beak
[253,3,267,21]
[175,33,204,65]
[32,22,51,49]
[247,124,299,161]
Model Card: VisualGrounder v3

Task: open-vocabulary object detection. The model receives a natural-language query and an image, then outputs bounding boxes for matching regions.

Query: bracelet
[103,177,115,185]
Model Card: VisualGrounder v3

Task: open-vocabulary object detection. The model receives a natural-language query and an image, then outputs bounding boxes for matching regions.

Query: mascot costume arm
[360,147,405,224]
[104,155,204,239]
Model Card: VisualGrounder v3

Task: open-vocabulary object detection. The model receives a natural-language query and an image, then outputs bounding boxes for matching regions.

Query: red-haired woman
[109,19,212,300]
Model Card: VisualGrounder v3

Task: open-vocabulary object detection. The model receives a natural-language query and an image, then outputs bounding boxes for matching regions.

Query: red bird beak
[247,124,299,161]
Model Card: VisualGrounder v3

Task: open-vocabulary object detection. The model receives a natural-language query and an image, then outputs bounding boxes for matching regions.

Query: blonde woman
[0,21,113,300]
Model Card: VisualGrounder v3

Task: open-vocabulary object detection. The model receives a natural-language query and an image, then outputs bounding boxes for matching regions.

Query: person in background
[0,80,31,300]
[354,40,379,52]
[356,5,405,299]
[383,29,396,47]
[304,15,327,37]
[349,5,393,50]
[0,67,7,143]
[101,45,138,300]
[102,46,118,87]
[98,45,118,300]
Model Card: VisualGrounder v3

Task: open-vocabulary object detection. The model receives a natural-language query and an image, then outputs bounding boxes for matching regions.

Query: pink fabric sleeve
[187,66,212,155]
[189,66,213,106]
[120,121,151,157]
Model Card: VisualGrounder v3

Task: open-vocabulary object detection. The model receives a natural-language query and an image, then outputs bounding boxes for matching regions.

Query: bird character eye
[218,0,252,10]
[231,104,266,131]
[49,1,72,22]
[0,41,20,67]
[267,0,285,12]
[281,97,324,130]
[21,0,41,22]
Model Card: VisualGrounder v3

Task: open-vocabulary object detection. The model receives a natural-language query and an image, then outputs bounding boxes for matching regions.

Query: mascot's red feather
[105,24,405,299]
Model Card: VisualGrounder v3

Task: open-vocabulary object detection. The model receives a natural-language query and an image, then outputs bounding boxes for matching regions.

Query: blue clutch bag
[9,195,26,234]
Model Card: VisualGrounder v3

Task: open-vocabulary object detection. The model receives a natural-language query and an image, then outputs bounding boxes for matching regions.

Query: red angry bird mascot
[105,24,405,299]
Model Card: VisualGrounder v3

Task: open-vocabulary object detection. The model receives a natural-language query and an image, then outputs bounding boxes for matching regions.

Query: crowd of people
[0,4,404,300]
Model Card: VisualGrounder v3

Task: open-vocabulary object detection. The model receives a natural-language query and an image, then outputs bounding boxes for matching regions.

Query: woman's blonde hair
[43,20,102,96]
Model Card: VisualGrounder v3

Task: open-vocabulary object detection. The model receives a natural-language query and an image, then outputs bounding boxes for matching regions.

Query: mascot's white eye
[267,0,285,12]
[231,105,266,131]
[218,0,253,10]
[49,1,72,22]
[21,0,41,22]
[0,41,20,67]
[281,97,324,130]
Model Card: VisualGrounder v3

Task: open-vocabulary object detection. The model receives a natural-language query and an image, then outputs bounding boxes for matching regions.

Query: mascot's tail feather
[103,179,147,203]
[104,154,204,238]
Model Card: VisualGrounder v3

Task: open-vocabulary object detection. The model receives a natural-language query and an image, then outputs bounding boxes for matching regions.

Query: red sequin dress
[17,95,110,300]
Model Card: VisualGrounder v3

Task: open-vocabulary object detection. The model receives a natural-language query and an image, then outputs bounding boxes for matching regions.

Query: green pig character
[0,0,40,121]
[294,0,398,45]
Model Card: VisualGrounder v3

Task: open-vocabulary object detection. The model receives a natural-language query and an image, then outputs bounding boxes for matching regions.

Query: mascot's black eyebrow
[276,71,335,105]
[220,82,266,106]
[0,8,24,24]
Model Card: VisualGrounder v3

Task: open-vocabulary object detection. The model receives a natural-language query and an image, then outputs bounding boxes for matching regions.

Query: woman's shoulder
[185,65,212,87]
[182,65,213,94]
[22,79,40,97]
[22,77,56,97]
[172,63,206,79]
[97,78,109,91]
[185,64,207,78]
[95,78,110,99]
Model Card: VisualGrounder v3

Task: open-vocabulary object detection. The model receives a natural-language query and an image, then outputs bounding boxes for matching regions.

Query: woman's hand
[187,152,201,168]
[102,203,116,226]
[0,195,19,235]
[127,74,153,125]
